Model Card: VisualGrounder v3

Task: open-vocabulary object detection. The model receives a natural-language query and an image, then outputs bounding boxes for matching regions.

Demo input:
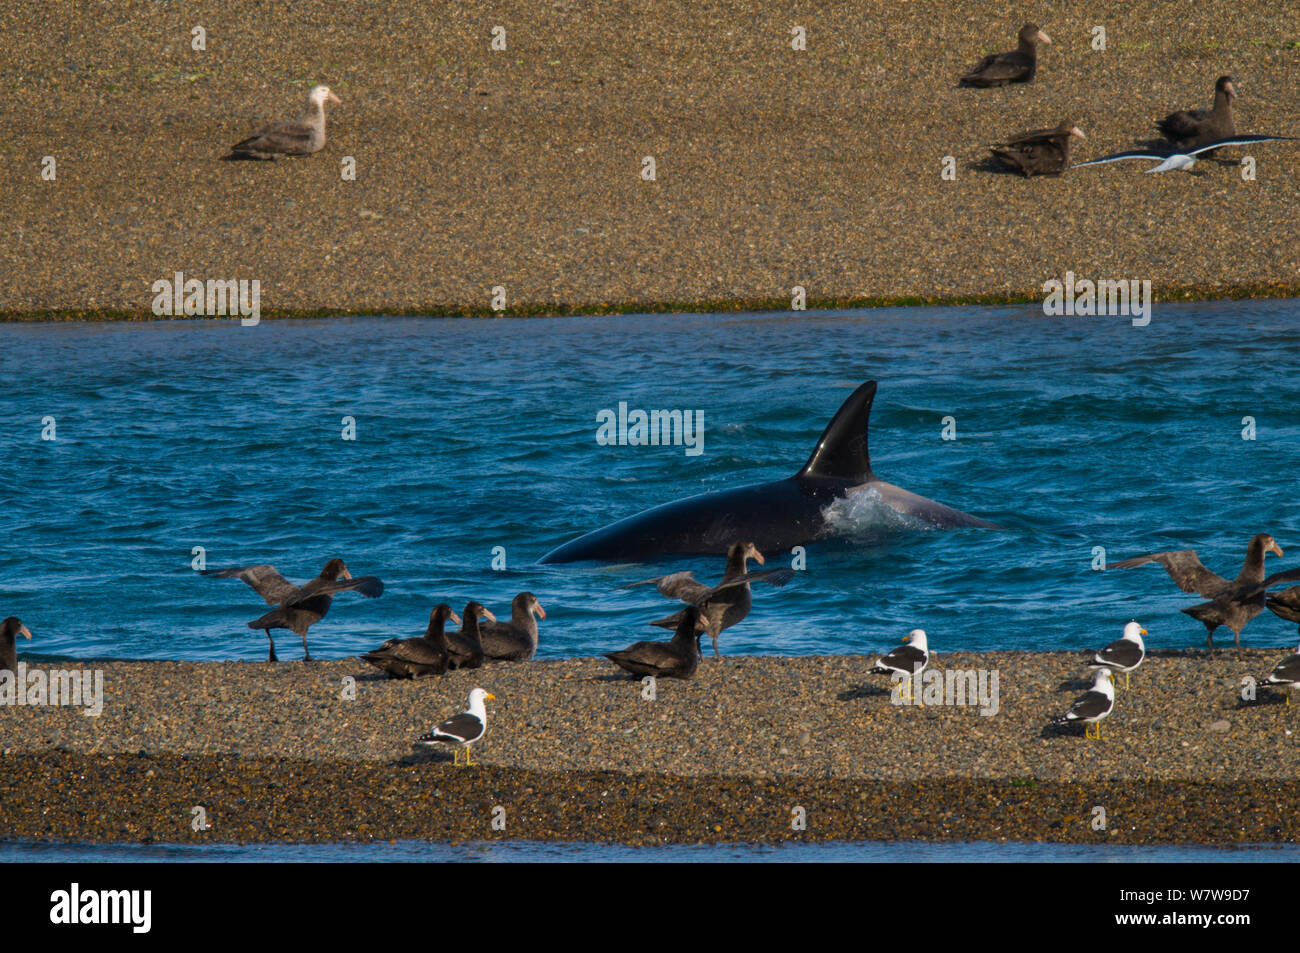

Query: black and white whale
[540,381,1000,563]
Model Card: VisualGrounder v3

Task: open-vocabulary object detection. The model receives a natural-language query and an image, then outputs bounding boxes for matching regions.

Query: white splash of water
[820,485,934,539]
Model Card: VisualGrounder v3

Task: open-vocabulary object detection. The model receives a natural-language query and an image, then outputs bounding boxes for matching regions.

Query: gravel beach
[1,651,1295,844]
[2,1,1299,318]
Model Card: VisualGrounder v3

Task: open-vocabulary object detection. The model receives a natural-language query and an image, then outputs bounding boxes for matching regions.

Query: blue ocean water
[3,839,1297,863]
[2,300,1299,662]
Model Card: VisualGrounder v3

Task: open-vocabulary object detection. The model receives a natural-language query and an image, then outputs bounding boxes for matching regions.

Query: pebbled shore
[2,0,1299,319]
[1,652,1295,844]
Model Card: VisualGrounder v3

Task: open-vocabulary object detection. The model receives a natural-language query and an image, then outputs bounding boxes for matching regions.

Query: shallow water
[3,838,1297,863]
[2,300,1299,662]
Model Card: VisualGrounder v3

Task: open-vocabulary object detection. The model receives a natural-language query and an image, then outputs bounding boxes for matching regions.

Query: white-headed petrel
[540,381,1000,563]
[227,84,341,159]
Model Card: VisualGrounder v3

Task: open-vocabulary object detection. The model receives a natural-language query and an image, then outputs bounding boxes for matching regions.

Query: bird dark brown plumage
[961,23,1051,87]
[989,121,1086,177]
[1109,533,1300,647]
[446,602,496,670]
[605,606,703,679]
[625,541,795,659]
[1156,76,1236,152]
[360,603,461,678]
[203,557,383,661]
[480,592,546,662]
[1,617,33,674]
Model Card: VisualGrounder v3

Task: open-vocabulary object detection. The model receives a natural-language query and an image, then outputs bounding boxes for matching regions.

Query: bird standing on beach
[1156,76,1236,151]
[1051,668,1115,739]
[446,601,496,670]
[1262,644,1300,706]
[989,121,1086,177]
[1,617,33,674]
[203,558,383,661]
[1107,534,1300,647]
[360,603,461,678]
[625,541,794,659]
[605,606,704,680]
[479,592,547,662]
[869,628,930,703]
[226,84,341,159]
[1088,621,1146,689]
[960,23,1051,87]
[417,687,496,767]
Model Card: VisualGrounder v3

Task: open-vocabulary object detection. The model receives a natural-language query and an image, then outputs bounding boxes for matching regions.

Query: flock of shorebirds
[219,25,1294,179]
[4,534,1300,763]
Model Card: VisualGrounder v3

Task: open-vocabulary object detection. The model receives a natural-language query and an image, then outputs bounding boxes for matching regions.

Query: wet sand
[2,1,1299,319]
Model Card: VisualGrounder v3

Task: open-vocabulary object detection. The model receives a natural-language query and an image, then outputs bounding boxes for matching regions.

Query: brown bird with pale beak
[1,617,34,674]
[624,541,795,659]
[990,121,1086,176]
[1109,533,1300,647]
[203,558,383,661]
[1157,76,1236,152]
[961,24,1051,87]
[227,84,342,159]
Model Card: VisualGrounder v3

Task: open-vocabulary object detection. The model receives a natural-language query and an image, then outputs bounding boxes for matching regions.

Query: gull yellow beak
[1140,628,1148,636]
[486,693,497,701]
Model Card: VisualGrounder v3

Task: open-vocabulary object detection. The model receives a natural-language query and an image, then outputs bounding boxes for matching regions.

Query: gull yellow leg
[1125,671,1131,690]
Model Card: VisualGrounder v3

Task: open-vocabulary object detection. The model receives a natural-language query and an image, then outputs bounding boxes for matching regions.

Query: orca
[539,380,1000,563]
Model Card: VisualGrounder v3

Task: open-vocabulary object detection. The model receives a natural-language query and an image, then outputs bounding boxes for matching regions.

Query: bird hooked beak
[1070,126,1086,140]
[749,546,766,566]
[449,611,462,626]
[533,600,547,620]
[19,624,32,640]
[328,91,342,105]
[902,633,911,643]
[1140,628,1148,636]
[485,692,497,702]
[481,608,497,623]
[1268,540,1284,558]
[1224,82,1236,100]
[1036,29,1052,44]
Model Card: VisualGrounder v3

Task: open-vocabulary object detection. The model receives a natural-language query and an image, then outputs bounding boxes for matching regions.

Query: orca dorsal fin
[797,380,877,482]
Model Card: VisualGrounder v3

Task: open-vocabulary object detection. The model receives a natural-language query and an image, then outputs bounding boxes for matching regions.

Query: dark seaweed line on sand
[0,753,1293,846]
[0,282,1296,323]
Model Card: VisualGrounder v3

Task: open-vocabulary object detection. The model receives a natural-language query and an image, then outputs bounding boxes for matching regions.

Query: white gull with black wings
[1088,621,1146,689]
[1051,669,1115,739]
[417,687,496,766]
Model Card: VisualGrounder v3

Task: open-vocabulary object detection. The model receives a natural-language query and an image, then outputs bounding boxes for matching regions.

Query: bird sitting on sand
[870,628,930,703]
[989,121,1086,177]
[446,602,496,670]
[203,558,383,661]
[1,617,33,674]
[1156,76,1236,152]
[960,23,1051,87]
[1107,533,1300,647]
[1050,668,1115,739]
[605,606,704,680]
[416,687,496,767]
[480,592,546,662]
[1263,644,1300,706]
[624,541,795,659]
[227,84,341,159]
[1088,620,1146,689]
[360,603,461,678]
[1071,135,1295,174]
